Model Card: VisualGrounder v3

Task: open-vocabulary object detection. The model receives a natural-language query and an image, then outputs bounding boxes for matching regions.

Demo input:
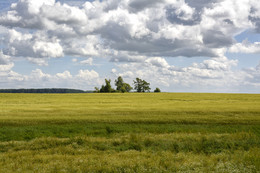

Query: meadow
[0,93,259,172]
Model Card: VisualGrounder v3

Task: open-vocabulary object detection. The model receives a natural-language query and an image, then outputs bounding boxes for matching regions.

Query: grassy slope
[0,93,259,172]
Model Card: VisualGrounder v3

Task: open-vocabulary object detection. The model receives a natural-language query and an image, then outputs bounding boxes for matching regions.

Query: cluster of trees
[0,88,87,93]
[95,77,161,93]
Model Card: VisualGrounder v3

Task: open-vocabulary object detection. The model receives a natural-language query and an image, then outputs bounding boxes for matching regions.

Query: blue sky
[0,0,259,93]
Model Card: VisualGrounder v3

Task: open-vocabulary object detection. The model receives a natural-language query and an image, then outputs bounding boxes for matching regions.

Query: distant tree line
[0,78,161,93]
[95,76,161,93]
[0,88,88,93]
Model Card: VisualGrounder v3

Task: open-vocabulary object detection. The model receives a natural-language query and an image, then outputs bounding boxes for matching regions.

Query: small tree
[123,83,132,92]
[94,87,100,93]
[99,85,105,93]
[98,79,115,93]
[133,78,151,92]
[154,87,161,92]
[104,79,113,92]
[115,76,132,93]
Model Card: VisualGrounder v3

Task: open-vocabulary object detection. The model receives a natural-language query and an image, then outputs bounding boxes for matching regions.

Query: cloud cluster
[0,51,14,72]
[229,40,260,54]
[4,29,63,65]
[0,51,11,65]
[0,67,102,90]
[0,0,259,64]
[112,56,260,92]
[0,54,259,92]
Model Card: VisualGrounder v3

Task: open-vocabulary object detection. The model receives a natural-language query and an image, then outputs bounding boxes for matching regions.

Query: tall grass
[0,93,259,172]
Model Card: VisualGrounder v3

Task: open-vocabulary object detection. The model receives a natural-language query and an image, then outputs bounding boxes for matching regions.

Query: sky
[0,0,259,93]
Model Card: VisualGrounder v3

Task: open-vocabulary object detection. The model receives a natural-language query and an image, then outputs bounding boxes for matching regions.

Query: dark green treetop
[133,78,151,92]
[100,79,115,93]
[115,76,132,93]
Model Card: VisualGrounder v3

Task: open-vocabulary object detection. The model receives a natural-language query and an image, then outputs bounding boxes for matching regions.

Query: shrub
[154,88,161,92]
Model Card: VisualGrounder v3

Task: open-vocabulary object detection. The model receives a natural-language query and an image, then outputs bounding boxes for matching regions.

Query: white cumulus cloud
[79,58,93,65]
[229,40,260,54]
[0,0,259,64]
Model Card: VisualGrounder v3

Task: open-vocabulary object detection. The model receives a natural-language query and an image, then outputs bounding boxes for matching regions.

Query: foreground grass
[0,93,259,172]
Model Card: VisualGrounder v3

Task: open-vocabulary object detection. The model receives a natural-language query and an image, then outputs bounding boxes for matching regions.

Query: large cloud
[0,0,259,64]
[3,29,63,65]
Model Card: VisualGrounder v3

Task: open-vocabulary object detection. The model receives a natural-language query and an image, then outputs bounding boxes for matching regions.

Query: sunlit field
[0,93,259,172]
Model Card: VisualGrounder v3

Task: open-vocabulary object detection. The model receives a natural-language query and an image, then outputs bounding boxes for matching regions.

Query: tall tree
[133,78,151,92]
[115,76,124,91]
[115,76,132,93]
[104,79,113,92]
[133,78,142,92]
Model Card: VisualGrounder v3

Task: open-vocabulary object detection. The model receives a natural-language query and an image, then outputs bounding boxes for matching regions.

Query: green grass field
[0,93,259,172]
